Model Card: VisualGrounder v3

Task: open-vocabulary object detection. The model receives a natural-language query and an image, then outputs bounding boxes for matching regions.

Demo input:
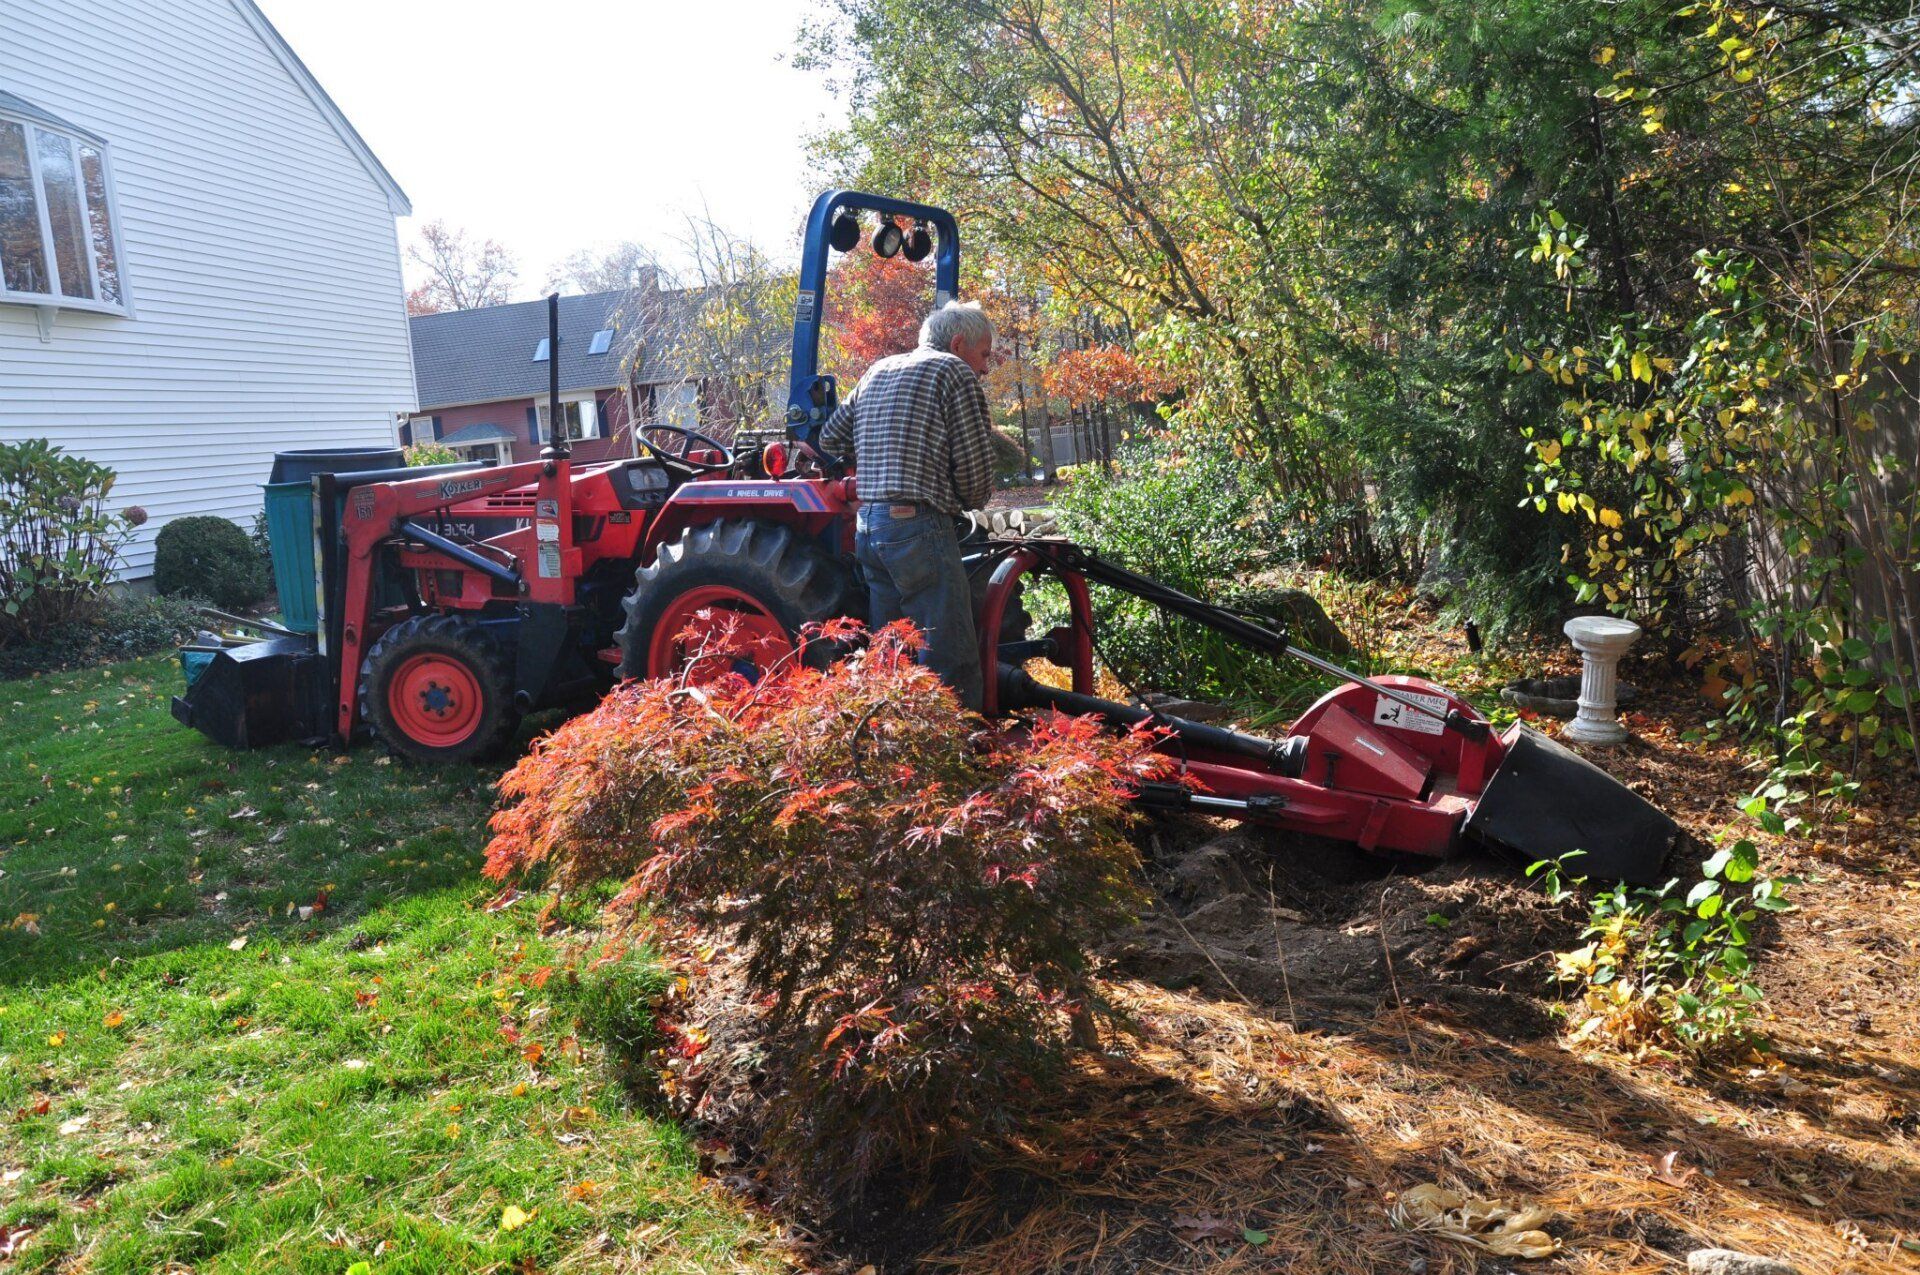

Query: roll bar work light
[785,189,961,448]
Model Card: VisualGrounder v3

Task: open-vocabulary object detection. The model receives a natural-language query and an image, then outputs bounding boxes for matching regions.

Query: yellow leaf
[1725,181,1744,193]
[1599,508,1624,529]
[103,1010,125,1029]
[1556,492,1577,514]
[1597,46,1616,64]
[1630,350,1653,382]
[1536,438,1563,464]
[48,1031,66,1047]
[445,1122,462,1139]
[500,1204,532,1231]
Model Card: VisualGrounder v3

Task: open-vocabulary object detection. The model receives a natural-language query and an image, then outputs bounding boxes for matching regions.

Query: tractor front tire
[617,519,859,682]
[358,614,519,765]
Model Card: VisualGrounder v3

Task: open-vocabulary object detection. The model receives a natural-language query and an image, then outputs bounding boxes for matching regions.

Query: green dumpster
[263,480,318,633]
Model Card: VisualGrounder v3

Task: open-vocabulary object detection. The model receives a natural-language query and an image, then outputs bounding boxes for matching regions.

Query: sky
[256,0,847,297]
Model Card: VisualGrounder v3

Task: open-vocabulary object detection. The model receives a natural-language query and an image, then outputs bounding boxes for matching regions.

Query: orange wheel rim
[388,652,485,747]
[648,586,792,684]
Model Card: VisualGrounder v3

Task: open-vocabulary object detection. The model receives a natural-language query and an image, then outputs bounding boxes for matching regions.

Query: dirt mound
[1103,816,1582,1037]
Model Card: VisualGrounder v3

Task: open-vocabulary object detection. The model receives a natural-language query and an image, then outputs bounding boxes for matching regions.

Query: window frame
[535,395,600,444]
[0,97,133,318]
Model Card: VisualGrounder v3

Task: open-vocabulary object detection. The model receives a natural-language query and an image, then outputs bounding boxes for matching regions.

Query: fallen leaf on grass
[0,1223,36,1257]
[102,1010,124,1029]
[46,1031,65,1048]
[57,1114,90,1136]
[227,936,247,951]
[499,1204,532,1231]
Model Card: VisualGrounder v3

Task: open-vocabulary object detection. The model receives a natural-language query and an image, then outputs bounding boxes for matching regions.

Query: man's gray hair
[920,299,994,353]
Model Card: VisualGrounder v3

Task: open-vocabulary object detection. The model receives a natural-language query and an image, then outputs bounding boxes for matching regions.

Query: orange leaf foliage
[483,622,1175,1197]
[1042,344,1171,407]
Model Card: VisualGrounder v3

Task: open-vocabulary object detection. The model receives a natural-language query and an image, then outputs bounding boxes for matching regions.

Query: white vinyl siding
[0,0,414,578]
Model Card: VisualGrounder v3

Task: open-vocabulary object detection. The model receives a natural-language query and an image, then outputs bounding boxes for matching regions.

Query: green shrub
[405,443,461,466]
[152,515,266,610]
[0,593,200,681]
[0,438,146,647]
[1536,839,1795,1057]
[484,622,1163,1198]
[1047,428,1326,713]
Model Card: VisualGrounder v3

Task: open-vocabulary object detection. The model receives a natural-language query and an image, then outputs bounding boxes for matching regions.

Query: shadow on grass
[0,655,544,989]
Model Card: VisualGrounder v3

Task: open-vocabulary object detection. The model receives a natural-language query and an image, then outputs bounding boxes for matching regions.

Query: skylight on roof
[588,328,613,355]
[532,337,549,362]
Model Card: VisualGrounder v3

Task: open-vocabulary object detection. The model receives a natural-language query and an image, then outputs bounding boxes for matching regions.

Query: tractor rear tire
[616,519,860,682]
[358,614,520,765]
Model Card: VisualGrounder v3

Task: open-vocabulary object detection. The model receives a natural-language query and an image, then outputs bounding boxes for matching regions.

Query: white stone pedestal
[1563,616,1642,745]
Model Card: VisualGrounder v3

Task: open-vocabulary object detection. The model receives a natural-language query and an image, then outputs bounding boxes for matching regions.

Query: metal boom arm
[1011,539,1488,740]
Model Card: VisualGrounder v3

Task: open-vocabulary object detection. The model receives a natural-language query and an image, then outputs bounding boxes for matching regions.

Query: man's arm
[819,381,858,459]
[946,367,997,512]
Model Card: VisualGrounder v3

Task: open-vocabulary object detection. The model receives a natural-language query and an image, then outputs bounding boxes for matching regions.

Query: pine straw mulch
[673,602,1920,1273]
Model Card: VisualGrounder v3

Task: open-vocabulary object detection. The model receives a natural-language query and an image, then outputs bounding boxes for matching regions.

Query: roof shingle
[409,289,687,411]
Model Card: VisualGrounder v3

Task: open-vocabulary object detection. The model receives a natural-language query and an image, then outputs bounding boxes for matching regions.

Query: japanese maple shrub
[485,622,1165,1195]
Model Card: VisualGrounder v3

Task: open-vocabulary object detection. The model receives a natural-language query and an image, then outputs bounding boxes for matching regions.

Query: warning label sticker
[1373,689,1450,736]
[537,543,561,578]
[535,520,559,542]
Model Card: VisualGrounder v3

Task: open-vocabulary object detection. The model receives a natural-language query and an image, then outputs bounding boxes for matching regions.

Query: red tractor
[174,190,1676,883]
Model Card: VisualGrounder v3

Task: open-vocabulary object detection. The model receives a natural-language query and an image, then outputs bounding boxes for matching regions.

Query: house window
[536,398,599,442]
[587,328,613,356]
[0,94,129,313]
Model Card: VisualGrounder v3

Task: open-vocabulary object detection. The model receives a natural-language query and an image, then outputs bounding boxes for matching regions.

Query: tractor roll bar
[786,190,961,448]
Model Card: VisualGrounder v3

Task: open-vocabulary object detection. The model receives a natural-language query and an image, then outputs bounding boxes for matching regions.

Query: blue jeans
[854,505,983,710]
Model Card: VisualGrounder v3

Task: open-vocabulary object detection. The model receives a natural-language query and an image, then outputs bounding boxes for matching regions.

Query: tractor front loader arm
[330,459,579,744]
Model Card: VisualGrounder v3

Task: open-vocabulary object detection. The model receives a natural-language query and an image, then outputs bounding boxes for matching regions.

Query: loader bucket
[1465,726,1678,885]
[170,636,330,750]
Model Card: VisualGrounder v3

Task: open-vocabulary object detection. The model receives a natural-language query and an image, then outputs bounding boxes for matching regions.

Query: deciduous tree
[405,220,518,314]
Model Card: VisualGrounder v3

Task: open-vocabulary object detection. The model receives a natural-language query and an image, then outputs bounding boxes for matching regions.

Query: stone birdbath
[1561,615,1644,745]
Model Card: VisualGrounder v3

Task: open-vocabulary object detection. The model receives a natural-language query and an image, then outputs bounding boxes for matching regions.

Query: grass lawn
[0,656,777,1273]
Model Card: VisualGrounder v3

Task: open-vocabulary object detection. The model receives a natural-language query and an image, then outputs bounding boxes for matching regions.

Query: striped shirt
[820,346,996,514]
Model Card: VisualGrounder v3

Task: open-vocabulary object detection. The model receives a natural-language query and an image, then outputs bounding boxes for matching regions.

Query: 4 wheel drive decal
[672,482,830,512]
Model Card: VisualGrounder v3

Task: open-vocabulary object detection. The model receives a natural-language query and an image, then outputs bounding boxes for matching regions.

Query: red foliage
[1042,344,1171,406]
[484,623,1172,1195]
[823,245,936,384]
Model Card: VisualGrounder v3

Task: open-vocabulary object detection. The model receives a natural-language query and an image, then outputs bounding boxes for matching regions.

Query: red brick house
[404,288,695,466]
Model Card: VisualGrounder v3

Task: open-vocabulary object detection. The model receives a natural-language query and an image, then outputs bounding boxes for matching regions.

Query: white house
[0,0,414,579]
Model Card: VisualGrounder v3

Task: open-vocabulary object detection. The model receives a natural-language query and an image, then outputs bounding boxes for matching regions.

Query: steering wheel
[637,424,736,474]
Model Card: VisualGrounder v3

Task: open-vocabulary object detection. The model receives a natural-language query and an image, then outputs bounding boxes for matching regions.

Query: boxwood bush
[153,515,266,611]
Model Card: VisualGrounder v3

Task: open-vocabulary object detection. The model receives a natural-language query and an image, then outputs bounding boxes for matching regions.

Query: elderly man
[821,299,996,709]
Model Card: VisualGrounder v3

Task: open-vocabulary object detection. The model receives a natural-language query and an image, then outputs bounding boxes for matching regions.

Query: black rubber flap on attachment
[1465,726,1678,884]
